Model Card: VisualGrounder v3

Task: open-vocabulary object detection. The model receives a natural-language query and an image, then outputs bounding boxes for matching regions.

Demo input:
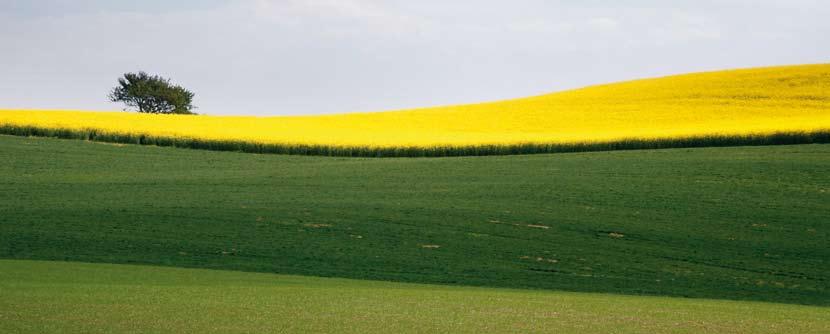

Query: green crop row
[2,124,829,157]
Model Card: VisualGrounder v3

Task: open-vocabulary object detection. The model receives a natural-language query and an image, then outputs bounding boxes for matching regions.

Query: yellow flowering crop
[1,64,829,156]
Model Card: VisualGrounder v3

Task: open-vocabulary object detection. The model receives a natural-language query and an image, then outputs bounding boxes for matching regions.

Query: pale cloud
[248,0,437,37]
[254,0,393,20]
[587,17,619,31]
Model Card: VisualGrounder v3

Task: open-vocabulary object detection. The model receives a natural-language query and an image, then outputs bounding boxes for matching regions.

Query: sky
[1,0,828,116]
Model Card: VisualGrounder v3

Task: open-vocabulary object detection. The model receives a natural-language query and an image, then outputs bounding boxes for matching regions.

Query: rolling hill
[2,64,828,332]
[1,135,826,306]
[1,64,829,156]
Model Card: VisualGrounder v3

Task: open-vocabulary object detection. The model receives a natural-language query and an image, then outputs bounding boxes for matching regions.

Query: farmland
[2,260,828,334]
[2,64,829,332]
[2,64,830,156]
[4,0,829,330]
[1,135,827,307]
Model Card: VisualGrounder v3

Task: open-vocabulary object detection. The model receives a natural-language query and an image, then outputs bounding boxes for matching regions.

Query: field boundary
[1,124,829,157]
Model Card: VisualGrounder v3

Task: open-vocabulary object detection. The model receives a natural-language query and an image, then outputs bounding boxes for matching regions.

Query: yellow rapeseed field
[1,64,829,155]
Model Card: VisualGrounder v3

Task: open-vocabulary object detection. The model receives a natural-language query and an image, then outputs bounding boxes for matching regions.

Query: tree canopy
[109,72,195,114]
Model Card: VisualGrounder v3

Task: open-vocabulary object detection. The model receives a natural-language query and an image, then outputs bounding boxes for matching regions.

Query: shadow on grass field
[1,260,828,334]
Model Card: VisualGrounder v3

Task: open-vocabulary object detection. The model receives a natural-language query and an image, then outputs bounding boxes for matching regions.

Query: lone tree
[109,72,195,114]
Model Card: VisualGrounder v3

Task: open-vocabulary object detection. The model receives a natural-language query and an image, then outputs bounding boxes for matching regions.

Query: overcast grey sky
[1,0,828,115]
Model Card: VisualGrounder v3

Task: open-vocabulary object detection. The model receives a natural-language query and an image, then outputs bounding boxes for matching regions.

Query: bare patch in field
[520,255,558,263]
[97,142,128,147]
[489,219,551,230]
[219,248,239,256]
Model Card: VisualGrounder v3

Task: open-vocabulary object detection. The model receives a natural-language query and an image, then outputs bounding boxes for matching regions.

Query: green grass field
[1,135,827,307]
[2,260,828,334]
